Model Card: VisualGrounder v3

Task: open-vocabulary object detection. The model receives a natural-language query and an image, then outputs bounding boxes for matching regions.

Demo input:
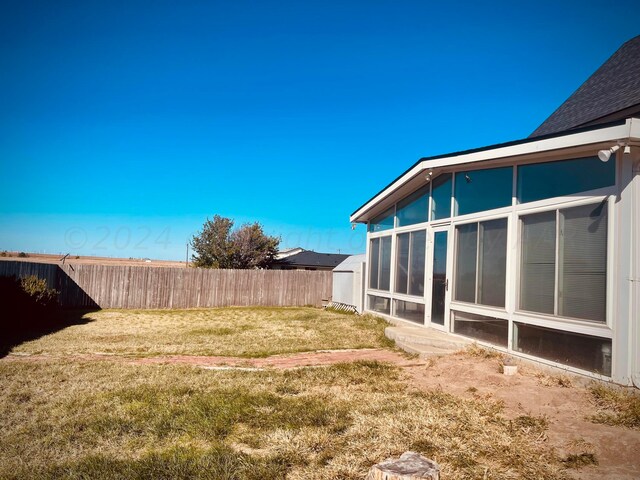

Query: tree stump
[366,452,440,480]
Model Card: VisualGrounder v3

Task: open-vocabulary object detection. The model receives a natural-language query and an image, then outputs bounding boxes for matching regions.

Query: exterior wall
[613,150,636,385]
[631,152,640,388]
[332,259,365,313]
[333,272,354,305]
[361,151,637,385]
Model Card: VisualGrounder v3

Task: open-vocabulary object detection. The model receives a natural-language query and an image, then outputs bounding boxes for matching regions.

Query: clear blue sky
[1,1,638,260]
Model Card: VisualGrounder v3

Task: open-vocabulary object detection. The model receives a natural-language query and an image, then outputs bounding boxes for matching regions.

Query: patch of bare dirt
[403,354,640,480]
[1,348,418,370]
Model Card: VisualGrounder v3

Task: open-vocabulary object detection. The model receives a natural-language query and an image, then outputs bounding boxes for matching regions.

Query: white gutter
[351,118,640,223]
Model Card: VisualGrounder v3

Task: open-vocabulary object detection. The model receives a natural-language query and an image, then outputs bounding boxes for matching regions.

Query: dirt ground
[0,252,185,268]
[4,348,638,479]
[404,354,640,480]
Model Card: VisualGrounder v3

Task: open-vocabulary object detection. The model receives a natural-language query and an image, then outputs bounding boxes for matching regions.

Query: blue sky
[1,1,638,260]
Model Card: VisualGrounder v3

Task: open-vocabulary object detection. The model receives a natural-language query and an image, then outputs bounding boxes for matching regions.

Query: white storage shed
[331,254,366,314]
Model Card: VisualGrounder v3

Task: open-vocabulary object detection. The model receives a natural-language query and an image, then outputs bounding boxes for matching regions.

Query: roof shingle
[274,250,349,269]
[530,35,640,138]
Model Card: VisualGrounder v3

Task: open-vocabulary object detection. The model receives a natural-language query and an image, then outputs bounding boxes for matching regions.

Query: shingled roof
[274,250,349,269]
[530,35,640,138]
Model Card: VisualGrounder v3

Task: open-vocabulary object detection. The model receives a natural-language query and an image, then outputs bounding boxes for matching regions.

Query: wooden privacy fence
[0,261,333,309]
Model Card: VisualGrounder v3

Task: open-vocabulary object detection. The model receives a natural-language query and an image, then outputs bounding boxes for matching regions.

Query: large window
[368,207,394,232]
[430,173,452,220]
[514,323,612,376]
[395,230,426,296]
[394,300,424,324]
[369,236,392,291]
[453,311,508,347]
[455,167,512,216]
[520,211,556,314]
[455,224,478,303]
[397,186,429,227]
[519,202,608,322]
[517,156,615,204]
[368,295,391,315]
[454,218,507,307]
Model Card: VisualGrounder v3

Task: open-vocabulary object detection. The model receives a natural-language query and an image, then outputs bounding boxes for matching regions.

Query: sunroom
[351,118,640,386]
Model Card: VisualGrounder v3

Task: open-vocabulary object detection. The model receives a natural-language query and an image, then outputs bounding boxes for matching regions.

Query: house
[350,35,640,386]
[271,249,350,271]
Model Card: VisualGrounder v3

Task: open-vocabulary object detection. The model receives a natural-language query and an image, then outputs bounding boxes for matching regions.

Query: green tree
[191,215,280,269]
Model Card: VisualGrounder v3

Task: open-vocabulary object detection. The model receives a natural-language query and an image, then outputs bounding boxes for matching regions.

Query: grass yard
[1,361,565,480]
[1,307,637,479]
[8,307,393,357]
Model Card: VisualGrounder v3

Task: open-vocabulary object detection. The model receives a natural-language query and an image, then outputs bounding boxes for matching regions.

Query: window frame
[515,195,613,329]
[451,214,509,310]
[394,229,427,297]
[362,152,620,379]
[367,235,393,293]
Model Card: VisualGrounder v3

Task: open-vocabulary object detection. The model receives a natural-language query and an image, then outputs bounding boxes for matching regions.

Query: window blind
[520,211,556,314]
[559,203,607,322]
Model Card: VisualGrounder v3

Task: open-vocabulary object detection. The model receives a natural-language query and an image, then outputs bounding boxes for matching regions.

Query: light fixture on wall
[425,169,433,182]
[597,144,620,162]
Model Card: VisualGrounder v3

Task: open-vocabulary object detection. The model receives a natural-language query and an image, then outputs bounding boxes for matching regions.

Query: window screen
[520,211,556,315]
[369,236,391,291]
[455,223,477,303]
[369,238,380,290]
[455,219,507,307]
[395,233,410,293]
[519,202,608,323]
[379,236,392,291]
[559,202,607,322]
[395,230,426,296]
[409,230,426,296]
[478,218,508,307]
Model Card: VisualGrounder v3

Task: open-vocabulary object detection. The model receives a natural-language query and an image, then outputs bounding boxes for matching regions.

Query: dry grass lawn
[2,307,637,479]
[1,359,568,480]
[8,307,393,357]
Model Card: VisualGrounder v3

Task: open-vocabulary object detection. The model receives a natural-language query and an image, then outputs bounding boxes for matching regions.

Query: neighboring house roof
[276,247,305,259]
[274,250,350,269]
[531,35,640,138]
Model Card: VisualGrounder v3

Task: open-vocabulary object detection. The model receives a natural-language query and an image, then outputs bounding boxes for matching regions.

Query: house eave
[350,117,640,224]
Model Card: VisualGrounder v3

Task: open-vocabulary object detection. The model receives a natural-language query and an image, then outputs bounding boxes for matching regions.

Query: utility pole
[185,242,189,268]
